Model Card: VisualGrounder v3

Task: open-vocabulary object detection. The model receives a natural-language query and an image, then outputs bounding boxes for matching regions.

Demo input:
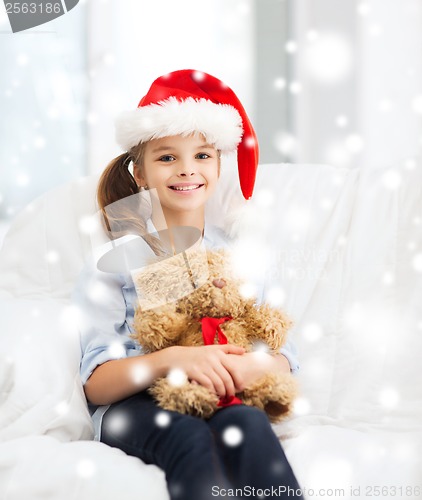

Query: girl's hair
[97,142,166,255]
[97,142,145,212]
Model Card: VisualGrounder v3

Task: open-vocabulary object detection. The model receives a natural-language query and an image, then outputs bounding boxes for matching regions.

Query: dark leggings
[101,391,304,500]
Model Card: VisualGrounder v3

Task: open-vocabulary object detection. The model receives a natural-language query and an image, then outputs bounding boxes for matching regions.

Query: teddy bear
[131,247,297,423]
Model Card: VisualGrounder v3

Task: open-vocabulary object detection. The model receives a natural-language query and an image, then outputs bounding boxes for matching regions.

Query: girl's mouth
[168,183,204,192]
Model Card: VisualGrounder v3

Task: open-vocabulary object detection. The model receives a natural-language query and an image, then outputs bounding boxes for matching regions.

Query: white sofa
[0,161,421,499]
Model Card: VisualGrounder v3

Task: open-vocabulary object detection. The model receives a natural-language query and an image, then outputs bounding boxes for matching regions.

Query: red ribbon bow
[200,316,232,346]
[200,316,243,408]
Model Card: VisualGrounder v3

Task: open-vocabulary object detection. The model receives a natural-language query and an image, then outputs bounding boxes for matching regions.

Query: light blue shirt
[73,223,299,437]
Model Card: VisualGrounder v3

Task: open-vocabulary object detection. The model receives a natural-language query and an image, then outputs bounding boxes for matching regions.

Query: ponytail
[97,152,138,211]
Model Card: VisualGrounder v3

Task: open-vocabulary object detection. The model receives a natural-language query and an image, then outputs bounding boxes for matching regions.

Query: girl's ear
[133,164,146,188]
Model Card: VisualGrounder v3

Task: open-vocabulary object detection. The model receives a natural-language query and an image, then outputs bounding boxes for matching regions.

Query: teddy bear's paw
[242,373,298,423]
[149,379,219,419]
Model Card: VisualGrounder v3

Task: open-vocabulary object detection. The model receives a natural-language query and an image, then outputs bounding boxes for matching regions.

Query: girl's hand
[224,352,290,393]
[168,344,245,398]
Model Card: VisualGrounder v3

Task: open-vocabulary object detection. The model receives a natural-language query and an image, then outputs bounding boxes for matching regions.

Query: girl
[74,69,303,500]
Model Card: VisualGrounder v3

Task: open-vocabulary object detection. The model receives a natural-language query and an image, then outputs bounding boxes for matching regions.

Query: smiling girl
[74,70,303,500]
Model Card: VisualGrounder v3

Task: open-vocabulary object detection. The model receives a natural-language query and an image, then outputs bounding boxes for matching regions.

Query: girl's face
[133,134,220,220]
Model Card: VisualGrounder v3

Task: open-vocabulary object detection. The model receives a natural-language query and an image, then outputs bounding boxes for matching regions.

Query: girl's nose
[177,159,196,176]
[178,167,196,177]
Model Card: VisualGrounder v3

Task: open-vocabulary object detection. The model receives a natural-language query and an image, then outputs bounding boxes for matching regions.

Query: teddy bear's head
[132,248,253,320]
[175,249,253,320]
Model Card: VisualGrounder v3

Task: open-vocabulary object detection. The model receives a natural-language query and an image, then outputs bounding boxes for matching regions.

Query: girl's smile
[168,182,205,193]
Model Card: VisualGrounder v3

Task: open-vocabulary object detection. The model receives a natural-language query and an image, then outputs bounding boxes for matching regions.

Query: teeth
[172,185,200,191]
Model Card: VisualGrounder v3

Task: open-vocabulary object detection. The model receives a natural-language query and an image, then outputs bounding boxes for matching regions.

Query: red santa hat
[115,69,259,200]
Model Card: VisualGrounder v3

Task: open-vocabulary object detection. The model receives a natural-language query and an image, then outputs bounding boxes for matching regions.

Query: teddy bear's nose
[212,278,227,289]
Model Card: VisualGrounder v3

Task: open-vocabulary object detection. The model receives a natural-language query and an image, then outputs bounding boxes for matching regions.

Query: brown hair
[97,143,145,211]
[97,142,166,255]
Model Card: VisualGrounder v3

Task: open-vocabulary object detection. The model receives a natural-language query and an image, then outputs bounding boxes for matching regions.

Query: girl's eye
[159,155,176,162]
[196,153,211,160]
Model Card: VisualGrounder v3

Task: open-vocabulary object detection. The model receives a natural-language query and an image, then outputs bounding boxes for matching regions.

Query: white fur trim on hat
[115,97,243,152]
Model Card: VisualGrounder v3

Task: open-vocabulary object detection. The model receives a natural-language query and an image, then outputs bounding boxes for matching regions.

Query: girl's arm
[84,344,245,406]
[74,258,245,406]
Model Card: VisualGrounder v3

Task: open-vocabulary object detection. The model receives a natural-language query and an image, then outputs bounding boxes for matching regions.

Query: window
[0,6,86,222]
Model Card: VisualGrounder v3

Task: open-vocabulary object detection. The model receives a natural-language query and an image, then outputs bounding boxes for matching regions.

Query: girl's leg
[207,405,304,498]
[100,391,232,500]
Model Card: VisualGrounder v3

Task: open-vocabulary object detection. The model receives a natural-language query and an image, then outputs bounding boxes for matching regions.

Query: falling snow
[368,23,383,37]
[382,271,394,286]
[345,134,364,154]
[155,411,171,428]
[55,401,70,416]
[303,33,353,84]
[379,388,400,409]
[378,98,394,113]
[30,306,41,318]
[412,95,422,114]
[16,53,29,66]
[301,323,323,343]
[222,426,243,447]
[45,250,60,264]
[86,280,110,302]
[192,71,206,82]
[107,342,127,358]
[289,81,302,95]
[273,77,286,90]
[357,2,371,16]
[78,215,100,235]
[76,460,96,478]
[265,286,286,307]
[33,136,46,149]
[254,188,275,208]
[102,412,129,435]
[244,136,256,148]
[285,40,298,54]
[335,115,349,128]
[306,29,319,42]
[167,368,188,387]
[412,253,422,273]
[16,174,30,187]
[381,169,402,190]
[293,397,311,416]
[320,197,333,211]
[130,364,152,386]
[251,341,270,354]
[404,158,416,170]
[239,282,257,300]
[274,131,297,156]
